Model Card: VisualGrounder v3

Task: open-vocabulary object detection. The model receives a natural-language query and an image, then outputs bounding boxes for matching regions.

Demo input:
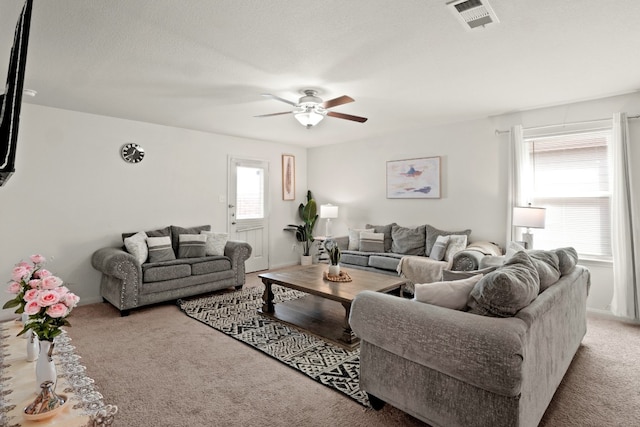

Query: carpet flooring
[177,285,368,406]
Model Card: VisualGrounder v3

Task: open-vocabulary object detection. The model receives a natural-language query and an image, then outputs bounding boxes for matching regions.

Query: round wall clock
[121,143,145,163]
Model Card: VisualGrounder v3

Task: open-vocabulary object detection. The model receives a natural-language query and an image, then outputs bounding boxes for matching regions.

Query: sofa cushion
[147,236,176,263]
[554,247,578,275]
[124,231,148,264]
[425,225,471,257]
[444,234,468,262]
[191,257,232,275]
[359,232,385,253]
[468,251,540,317]
[170,225,211,255]
[368,254,402,271]
[365,223,397,252]
[391,225,426,256]
[414,274,484,310]
[201,231,228,256]
[144,263,191,283]
[527,250,561,291]
[341,251,371,267]
[348,228,373,250]
[429,235,450,261]
[178,234,207,258]
[442,265,499,281]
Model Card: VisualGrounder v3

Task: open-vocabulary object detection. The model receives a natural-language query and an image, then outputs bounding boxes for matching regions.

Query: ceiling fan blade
[254,111,292,117]
[326,111,368,123]
[261,93,298,107]
[321,95,354,109]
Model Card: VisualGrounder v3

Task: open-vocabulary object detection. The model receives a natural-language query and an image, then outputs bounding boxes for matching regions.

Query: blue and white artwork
[386,156,441,199]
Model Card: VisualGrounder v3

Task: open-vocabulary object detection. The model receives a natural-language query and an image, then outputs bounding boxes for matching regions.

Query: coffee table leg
[261,279,275,313]
[341,302,357,345]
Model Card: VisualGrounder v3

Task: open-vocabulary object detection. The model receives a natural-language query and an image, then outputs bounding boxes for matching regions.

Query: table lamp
[513,204,546,249]
[320,204,339,237]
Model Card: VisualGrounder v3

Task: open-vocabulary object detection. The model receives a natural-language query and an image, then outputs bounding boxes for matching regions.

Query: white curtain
[610,113,640,320]
[506,125,530,244]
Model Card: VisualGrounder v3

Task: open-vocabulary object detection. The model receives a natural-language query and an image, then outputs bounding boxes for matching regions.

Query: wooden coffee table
[258,264,406,349]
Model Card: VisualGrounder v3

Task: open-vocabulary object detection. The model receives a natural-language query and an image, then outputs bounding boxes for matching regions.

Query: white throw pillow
[347,228,373,251]
[413,274,484,310]
[444,234,468,262]
[124,231,148,264]
[201,231,229,256]
[429,235,450,261]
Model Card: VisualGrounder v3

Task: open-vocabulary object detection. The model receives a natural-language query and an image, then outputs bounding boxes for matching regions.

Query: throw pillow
[467,251,540,317]
[124,231,148,264]
[201,231,229,256]
[429,235,450,261]
[122,226,170,242]
[359,232,385,253]
[527,250,561,291]
[147,236,176,263]
[178,234,207,258]
[424,225,471,257]
[414,274,484,310]
[444,234,468,262]
[391,225,427,256]
[348,228,373,251]
[365,223,397,252]
[505,241,526,260]
[170,225,211,255]
[554,247,579,276]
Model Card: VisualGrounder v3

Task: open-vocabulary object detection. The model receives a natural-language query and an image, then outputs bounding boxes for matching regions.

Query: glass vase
[35,340,56,393]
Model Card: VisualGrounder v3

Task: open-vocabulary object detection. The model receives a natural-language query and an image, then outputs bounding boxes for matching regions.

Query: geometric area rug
[177,285,369,407]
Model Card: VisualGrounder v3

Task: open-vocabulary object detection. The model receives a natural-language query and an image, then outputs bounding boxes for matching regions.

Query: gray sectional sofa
[350,248,589,427]
[91,225,251,316]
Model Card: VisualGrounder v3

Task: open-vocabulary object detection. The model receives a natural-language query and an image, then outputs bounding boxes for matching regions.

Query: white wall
[308,92,640,313]
[0,104,306,320]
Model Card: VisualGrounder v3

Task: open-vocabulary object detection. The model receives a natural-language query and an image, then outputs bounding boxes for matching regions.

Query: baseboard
[79,296,104,306]
[587,307,640,324]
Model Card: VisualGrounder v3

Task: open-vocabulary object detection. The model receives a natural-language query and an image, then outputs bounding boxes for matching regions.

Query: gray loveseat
[92,225,252,316]
[350,250,590,427]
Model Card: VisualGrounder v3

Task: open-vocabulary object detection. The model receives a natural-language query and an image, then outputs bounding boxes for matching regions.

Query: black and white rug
[177,286,369,406]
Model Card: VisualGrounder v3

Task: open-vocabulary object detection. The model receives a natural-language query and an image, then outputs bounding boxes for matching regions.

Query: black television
[0,0,33,187]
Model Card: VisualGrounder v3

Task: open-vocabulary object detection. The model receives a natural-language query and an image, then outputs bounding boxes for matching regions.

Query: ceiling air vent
[447,0,499,30]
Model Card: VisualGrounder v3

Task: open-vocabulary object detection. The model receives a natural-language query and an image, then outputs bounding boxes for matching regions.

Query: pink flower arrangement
[3,254,79,341]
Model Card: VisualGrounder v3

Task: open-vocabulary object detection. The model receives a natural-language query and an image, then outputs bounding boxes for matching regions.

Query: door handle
[231,221,237,225]
[228,204,235,208]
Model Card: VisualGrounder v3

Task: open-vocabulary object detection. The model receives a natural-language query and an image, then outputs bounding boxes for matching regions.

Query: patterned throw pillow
[348,228,373,251]
[178,234,207,258]
[359,232,384,253]
[429,235,450,261]
[201,231,229,256]
[147,236,176,263]
[124,231,148,264]
[444,235,468,262]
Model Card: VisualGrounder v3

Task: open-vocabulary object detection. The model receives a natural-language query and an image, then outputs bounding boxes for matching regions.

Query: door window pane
[236,166,264,219]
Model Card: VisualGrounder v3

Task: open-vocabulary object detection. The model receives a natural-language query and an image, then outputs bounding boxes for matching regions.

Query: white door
[228,157,269,272]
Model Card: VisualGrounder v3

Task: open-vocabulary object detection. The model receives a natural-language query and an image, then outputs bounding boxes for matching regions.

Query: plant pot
[301,255,313,266]
[328,264,341,276]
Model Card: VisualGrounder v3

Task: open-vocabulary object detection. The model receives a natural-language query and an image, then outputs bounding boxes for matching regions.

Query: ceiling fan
[255,89,368,128]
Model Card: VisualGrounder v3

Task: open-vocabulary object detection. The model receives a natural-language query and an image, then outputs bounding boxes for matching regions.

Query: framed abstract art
[386,156,441,199]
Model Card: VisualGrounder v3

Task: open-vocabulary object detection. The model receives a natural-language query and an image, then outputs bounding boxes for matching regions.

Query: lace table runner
[0,321,117,426]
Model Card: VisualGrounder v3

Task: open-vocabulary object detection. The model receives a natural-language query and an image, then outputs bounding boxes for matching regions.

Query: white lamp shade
[294,108,324,127]
[320,204,339,219]
[513,206,546,229]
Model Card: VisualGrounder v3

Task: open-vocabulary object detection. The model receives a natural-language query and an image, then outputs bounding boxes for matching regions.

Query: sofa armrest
[91,247,143,311]
[224,240,252,286]
[350,291,528,396]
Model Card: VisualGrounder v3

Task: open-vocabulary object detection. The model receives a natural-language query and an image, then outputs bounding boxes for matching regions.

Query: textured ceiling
[1,0,640,147]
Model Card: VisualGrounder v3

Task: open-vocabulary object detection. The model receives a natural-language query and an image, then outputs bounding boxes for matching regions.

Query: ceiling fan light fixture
[294,106,324,128]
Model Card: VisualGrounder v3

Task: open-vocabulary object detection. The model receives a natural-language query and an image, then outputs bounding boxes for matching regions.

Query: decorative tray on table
[323,271,352,282]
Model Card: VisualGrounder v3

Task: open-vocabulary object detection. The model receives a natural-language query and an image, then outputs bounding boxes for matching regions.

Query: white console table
[0,321,117,426]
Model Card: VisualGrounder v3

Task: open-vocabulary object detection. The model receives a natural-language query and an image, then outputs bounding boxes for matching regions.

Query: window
[524,128,612,259]
[236,166,264,220]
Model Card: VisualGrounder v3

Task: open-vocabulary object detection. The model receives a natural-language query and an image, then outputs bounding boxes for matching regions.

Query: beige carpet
[65,273,640,427]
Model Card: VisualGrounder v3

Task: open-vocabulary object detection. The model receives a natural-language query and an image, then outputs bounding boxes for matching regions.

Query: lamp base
[521,232,533,250]
[325,219,332,238]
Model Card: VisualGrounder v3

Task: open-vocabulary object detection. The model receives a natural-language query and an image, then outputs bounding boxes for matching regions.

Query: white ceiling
[2,0,640,147]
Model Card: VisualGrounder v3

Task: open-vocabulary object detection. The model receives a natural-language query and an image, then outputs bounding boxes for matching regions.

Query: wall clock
[121,143,145,163]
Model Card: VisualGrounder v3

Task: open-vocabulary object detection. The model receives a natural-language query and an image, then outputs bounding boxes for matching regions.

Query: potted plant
[284,190,318,265]
[324,239,341,276]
